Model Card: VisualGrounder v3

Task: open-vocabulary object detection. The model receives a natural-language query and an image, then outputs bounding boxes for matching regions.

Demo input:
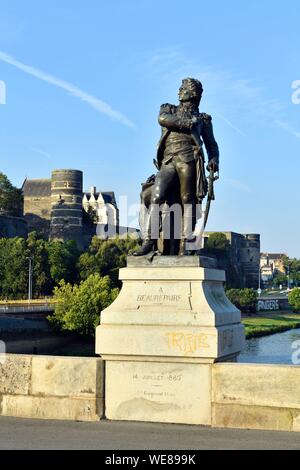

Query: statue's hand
[207,158,219,173]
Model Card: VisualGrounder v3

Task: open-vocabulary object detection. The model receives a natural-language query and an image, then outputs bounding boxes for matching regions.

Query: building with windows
[260,253,287,285]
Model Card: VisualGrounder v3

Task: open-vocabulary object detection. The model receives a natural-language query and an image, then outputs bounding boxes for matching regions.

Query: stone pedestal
[96,256,245,425]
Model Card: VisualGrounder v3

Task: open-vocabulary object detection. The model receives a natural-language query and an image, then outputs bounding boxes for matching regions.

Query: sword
[197,168,219,248]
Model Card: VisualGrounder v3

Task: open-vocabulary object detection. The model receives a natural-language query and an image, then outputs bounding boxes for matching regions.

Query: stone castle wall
[0,215,28,239]
[23,196,51,220]
[204,232,261,289]
[49,169,83,246]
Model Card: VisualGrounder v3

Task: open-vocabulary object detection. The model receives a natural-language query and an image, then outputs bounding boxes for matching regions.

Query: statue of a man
[133,78,219,257]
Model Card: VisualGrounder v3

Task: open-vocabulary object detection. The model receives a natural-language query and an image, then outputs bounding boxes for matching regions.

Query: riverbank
[243,312,300,339]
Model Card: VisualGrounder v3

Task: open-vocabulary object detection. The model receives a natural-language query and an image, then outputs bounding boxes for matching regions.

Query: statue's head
[179,78,203,106]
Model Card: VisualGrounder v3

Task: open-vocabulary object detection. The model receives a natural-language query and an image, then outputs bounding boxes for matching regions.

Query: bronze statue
[133,78,219,257]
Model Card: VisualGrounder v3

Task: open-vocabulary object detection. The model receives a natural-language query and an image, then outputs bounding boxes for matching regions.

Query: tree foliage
[272,257,300,288]
[0,233,80,299]
[206,232,230,253]
[288,288,300,312]
[0,233,139,300]
[0,173,23,216]
[226,288,258,314]
[78,236,140,287]
[49,274,119,336]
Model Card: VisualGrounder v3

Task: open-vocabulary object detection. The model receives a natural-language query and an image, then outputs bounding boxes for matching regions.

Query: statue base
[96,256,245,425]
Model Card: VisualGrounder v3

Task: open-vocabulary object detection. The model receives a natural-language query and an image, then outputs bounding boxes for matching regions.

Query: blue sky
[0,0,299,256]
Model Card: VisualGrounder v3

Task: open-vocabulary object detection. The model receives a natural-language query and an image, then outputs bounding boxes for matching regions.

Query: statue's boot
[133,203,160,257]
[132,239,155,257]
[179,205,197,256]
[178,237,197,256]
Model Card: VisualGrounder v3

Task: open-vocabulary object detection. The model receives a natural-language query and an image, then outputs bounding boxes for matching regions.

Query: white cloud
[0,51,135,128]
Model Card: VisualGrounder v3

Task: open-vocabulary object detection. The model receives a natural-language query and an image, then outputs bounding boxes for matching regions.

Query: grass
[243,312,300,339]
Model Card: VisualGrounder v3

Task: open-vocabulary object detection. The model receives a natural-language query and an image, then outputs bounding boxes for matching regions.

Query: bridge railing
[0,301,55,314]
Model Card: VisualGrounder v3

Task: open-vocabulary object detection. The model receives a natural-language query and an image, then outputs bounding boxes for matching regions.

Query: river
[238,328,300,365]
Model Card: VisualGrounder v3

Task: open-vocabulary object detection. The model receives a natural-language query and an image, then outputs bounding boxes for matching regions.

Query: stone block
[212,403,293,432]
[31,356,104,398]
[127,255,217,269]
[0,354,32,395]
[212,363,300,409]
[120,266,226,282]
[292,412,300,432]
[1,395,102,422]
[105,361,212,426]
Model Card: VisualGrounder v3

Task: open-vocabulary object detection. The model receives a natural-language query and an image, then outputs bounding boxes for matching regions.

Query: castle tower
[240,234,261,288]
[49,169,83,246]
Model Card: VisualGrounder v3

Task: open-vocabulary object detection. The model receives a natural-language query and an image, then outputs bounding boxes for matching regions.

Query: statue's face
[178,83,193,103]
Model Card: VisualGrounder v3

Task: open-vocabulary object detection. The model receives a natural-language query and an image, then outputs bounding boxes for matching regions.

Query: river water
[238,328,300,365]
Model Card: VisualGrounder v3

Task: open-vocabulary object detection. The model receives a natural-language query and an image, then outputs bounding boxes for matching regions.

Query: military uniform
[133,81,220,257]
[147,103,219,241]
[155,103,219,203]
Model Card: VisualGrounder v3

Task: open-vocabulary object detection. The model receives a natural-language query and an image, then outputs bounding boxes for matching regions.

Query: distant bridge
[0,301,55,317]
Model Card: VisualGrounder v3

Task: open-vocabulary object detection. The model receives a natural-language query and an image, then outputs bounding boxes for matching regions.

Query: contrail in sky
[0,51,135,128]
[214,111,247,137]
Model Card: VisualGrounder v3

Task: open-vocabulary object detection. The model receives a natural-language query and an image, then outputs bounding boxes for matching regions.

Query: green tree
[78,236,140,287]
[49,274,119,336]
[27,232,52,297]
[0,237,28,299]
[288,288,300,312]
[46,240,80,285]
[226,288,258,314]
[0,173,23,216]
[273,273,287,288]
[206,233,230,253]
[0,234,82,300]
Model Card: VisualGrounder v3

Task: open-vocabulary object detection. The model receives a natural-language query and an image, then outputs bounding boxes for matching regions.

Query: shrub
[288,288,300,312]
[49,273,119,336]
[226,288,258,314]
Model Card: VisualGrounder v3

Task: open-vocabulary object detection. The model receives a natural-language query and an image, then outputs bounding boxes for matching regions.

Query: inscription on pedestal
[136,294,182,303]
[105,361,212,425]
[132,371,182,399]
[136,287,183,304]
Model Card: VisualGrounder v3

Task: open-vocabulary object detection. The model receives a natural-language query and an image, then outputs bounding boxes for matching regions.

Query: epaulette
[200,112,212,121]
[160,103,177,113]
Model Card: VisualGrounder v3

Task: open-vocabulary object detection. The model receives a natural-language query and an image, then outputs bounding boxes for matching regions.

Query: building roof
[261,253,287,260]
[22,179,51,198]
[84,191,117,207]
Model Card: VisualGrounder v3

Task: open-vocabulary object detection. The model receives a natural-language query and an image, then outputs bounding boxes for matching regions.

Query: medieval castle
[0,169,260,288]
[0,168,138,249]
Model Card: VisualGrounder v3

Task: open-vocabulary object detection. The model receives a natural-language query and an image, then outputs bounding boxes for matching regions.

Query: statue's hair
[182,78,203,104]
